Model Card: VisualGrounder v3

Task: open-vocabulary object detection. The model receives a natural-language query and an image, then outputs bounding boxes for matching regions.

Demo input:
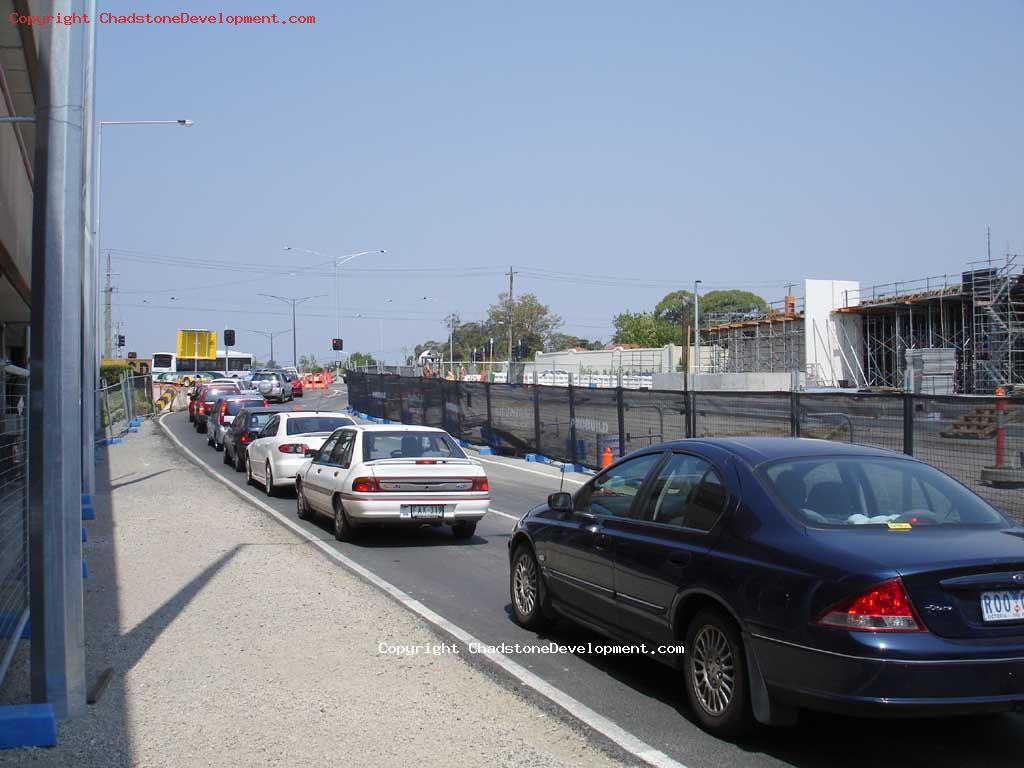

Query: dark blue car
[508,437,1024,737]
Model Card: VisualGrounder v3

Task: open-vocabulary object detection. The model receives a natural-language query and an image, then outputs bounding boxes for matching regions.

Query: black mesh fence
[344,373,1024,523]
[693,392,791,438]
[622,390,688,456]
[799,392,904,453]
[914,396,1024,524]
[0,364,28,685]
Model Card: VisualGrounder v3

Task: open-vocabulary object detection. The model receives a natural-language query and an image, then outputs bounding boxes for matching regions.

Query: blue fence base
[82,504,95,521]
[479,447,494,455]
[526,454,550,464]
[0,704,57,749]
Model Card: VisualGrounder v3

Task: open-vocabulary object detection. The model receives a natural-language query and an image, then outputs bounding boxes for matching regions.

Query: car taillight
[239,433,252,443]
[219,404,227,425]
[262,400,269,406]
[351,476,380,493]
[415,459,438,465]
[278,444,309,454]
[816,578,923,632]
[472,477,489,492]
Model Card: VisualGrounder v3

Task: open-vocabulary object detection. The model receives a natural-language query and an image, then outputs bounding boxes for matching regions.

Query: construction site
[702,255,1024,395]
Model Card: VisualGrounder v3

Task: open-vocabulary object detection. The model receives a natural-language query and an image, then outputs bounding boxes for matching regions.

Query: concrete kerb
[156,414,685,768]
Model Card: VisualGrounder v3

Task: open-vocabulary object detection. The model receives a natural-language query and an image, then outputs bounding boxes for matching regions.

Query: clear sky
[98,0,1024,365]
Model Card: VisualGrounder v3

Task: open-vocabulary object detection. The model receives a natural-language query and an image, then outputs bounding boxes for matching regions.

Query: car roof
[654,436,911,466]
[349,424,447,433]
[279,411,350,419]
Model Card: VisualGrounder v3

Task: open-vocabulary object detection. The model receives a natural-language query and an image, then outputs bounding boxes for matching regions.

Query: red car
[188,385,206,423]
[193,383,241,433]
[289,376,303,398]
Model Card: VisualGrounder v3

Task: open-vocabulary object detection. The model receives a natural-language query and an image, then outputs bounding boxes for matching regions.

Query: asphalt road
[163,387,1024,768]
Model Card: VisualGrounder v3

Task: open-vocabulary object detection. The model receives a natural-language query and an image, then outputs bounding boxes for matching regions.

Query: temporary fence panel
[799,392,905,453]
[487,384,535,454]
[567,387,620,467]
[621,390,689,455]
[459,382,489,445]
[693,392,791,438]
[0,363,29,684]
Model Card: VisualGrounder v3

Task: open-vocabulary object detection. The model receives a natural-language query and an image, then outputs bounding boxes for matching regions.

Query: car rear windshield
[227,399,265,416]
[245,412,274,429]
[286,416,353,435]
[251,372,282,382]
[362,431,465,462]
[762,456,1007,528]
[204,385,238,398]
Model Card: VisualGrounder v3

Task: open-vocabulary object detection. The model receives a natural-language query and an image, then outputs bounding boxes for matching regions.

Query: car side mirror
[548,492,573,515]
[304,449,318,459]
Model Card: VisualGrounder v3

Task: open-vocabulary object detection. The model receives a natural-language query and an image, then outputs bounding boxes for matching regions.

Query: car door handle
[669,552,691,566]
[594,534,612,550]
[316,468,321,474]
[333,471,339,477]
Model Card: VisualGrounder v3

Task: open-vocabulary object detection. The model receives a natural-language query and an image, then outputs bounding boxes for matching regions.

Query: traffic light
[331,338,344,351]
[224,329,236,346]
[117,334,125,348]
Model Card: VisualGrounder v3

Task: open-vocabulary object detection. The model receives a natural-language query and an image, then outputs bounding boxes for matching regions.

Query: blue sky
[98,1,1024,365]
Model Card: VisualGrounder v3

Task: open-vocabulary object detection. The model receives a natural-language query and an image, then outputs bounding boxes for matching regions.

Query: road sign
[177,329,217,360]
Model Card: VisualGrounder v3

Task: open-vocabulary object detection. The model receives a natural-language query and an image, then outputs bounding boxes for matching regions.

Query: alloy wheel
[512,553,538,617]
[691,624,735,717]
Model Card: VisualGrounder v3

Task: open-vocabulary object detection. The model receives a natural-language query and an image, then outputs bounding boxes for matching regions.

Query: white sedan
[245,411,355,496]
[294,424,490,541]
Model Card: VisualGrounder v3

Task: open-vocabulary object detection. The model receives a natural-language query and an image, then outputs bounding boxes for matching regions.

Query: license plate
[404,505,444,519]
[981,591,1024,622]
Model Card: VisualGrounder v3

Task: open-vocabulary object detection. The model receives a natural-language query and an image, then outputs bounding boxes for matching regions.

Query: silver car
[206,394,269,450]
[250,370,293,403]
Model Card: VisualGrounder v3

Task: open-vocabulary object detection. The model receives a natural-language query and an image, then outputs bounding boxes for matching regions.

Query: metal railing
[0,362,29,685]
[99,373,154,440]
[348,372,1024,524]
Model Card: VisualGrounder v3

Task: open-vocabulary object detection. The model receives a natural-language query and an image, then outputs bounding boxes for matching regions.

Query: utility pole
[693,279,702,375]
[102,251,115,358]
[259,293,326,368]
[507,266,515,367]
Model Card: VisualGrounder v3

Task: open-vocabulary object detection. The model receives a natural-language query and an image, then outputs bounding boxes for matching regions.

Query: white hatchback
[294,424,490,541]
[245,411,355,496]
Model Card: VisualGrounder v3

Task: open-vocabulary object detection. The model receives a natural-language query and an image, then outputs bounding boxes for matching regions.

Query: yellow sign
[177,329,217,360]
[887,522,913,530]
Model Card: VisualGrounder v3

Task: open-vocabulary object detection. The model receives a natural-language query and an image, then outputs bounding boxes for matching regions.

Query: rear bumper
[271,456,308,485]
[343,496,489,525]
[752,633,1024,717]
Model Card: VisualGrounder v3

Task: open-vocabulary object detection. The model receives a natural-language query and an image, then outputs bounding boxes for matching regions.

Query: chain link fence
[0,362,29,684]
[347,372,1024,524]
[99,373,155,440]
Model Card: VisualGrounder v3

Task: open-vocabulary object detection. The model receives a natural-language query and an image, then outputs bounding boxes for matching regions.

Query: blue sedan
[507,437,1024,737]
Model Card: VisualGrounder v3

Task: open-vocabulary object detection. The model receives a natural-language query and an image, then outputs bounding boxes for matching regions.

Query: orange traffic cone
[601,447,614,468]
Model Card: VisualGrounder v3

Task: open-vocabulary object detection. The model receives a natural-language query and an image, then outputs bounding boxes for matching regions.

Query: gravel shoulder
[0,421,628,768]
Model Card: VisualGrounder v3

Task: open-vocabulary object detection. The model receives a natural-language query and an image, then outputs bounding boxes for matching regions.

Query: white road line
[158,414,686,768]
[472,455,586,486]
[488,508,520,521]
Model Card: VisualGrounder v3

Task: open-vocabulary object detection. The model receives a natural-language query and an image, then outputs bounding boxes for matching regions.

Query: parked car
[223,407,286,472]
[206,394,268,450]
[289,375,304,398]
[193,382,241,433]
[250,370,293,403]
[507,437,1024,737]
[294,425,489,541]
[245,412,355,496]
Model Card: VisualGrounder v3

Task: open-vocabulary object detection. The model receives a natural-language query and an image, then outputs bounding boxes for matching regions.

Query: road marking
[158,414,686,768]
[472,455,586,486]
[488,508,519,521]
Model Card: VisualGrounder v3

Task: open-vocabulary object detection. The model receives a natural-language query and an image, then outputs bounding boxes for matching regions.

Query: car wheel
[207,430,214,447]
[245,454,255,486]
[234,448,245,473]
[684,610,751,738]
[215,437,224,452]
[452,521,477,540]
[510,544,549,630]
[198,421,207,434]
[264,463,276,497]
[332,497,356,542]
[296,482,313,520]
[222,445,231,465]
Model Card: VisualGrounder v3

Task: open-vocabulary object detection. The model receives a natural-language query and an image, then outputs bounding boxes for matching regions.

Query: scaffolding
[970,256,1024,392]
[704,297,806,375]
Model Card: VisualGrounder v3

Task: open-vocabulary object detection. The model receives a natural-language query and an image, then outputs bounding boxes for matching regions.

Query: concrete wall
[652,371,804,392]
[530,344,682,375]
[804,278,859,387]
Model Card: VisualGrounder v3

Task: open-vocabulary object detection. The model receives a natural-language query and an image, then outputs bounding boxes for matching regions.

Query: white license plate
[404,505,444,520]
[981,591,1024,622]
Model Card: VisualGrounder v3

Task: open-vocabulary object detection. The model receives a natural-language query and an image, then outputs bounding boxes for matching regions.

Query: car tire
[207,430,214,447]
[215,439,224,452]
[296,482,313,520]
[234,448,245,473]
[332,497,357,542]
[509,544,550,631]
[222,445,231,465]
[197,421,207,434]
[245,454,255,486]
[452,521,477,540]
[684,610,751,738]
[264,463,276,497]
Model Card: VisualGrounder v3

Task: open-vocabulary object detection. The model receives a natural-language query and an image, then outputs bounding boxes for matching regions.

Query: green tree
[486,292,562,359]
[298,354,322,373]
[699,290,769,323]
[347,352,378,368]
[547,333,604,352]
[653,289,695,327]
[612,311,677,346]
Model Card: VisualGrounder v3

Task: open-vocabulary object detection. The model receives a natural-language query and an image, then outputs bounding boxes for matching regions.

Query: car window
[260,416,280,439]
[317,432,342,463]
[245,412,273,430]
[362,431,465,462]
[285,416,354,436]
[227,399,265,416]
[574,453,662,519]
[643,453,727,530]
[329,430,356,468]
[763,457,1007,527]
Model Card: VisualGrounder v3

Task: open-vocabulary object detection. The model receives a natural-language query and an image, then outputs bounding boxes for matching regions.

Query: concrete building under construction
[701,256,1024,394]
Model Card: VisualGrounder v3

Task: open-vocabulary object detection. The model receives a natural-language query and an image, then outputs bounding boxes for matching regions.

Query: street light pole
[693,279,702,375]
[258,293,326,367]
[244,329,291,367]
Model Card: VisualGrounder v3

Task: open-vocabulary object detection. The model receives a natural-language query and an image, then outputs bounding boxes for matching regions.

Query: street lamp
[258,293,327,367]
[693,279,702,375]
[283,246,386,364]
[244,328,291,367]
[94,119,194,358]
